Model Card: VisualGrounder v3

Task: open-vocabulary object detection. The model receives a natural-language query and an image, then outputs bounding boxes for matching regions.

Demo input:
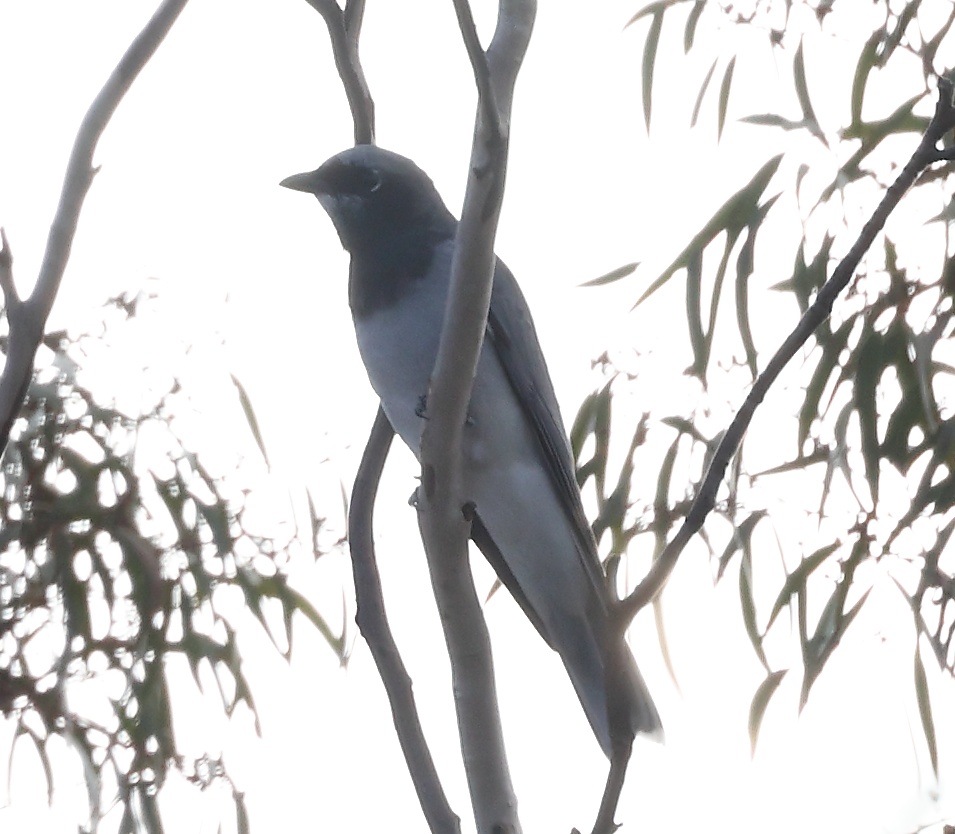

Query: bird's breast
[353,267,449,454]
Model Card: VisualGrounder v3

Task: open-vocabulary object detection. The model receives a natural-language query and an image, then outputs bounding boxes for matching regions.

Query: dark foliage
[0,295,344,833]
[579,0,955,760]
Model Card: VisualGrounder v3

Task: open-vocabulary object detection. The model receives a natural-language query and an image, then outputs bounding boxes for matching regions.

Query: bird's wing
[484,260,608,596]
[469,514,554,646]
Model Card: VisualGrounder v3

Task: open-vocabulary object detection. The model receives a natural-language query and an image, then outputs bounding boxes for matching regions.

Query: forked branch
[0,0,189,456]
[303,0,375,144]
[304,3,464,832]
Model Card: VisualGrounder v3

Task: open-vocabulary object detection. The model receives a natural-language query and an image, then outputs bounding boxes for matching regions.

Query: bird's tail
[558,619,662,758]
[605,639,664,750]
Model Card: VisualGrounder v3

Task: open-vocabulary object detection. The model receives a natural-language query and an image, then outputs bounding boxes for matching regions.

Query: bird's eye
[350,167,382,195]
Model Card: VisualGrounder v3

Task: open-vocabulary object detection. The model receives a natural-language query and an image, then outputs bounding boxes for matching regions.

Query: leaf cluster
[581,0,955,763]
[0,295,345,833]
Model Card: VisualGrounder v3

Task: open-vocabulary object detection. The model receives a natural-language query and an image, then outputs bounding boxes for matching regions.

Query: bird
[280,144,661,756]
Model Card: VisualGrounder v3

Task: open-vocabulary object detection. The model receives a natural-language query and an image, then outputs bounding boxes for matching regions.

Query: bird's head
[280,145,457,256]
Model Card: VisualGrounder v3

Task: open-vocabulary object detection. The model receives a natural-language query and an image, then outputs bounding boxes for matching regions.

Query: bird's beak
[279,169,323,194]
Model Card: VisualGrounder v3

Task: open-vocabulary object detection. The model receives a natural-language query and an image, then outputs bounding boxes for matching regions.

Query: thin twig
[617,77,955,626]
[451,0,502,145]
[0,229,18,309]
[0,0,189,457]
[343,0,365,40]
[348,408,461,834]
[587,734,632,834]
[304,0,375,144]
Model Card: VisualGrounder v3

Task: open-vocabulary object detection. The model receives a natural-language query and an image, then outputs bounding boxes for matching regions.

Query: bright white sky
[1,1,955,833]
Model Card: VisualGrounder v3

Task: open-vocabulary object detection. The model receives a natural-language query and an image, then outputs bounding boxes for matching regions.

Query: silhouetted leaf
[660,415,710,445]
[737,516,770,671]
[142,789,162,834]
[854,329,884,505]
[580,262,640,287]
[739,113,807,131]
[642,10,665,131]
[196,497,234,557]
[717,55,736,141]
[824,93,927,202]
[717,511,765,580]
[571,389,600,465]
[880,1,921,67]
[801,577,871,710]
[766,542,840,630]
[280,581,346,660]
[736,194,781,378]
[20,726,54,803]
[237,794,251,834]
[914,642,939,777]
[653,436,681,530]
[231,374,270,470]
[773,235,834,316]
[574,381,613,492]
[684,0,705,53]
[625,0,681,27]
[635,154,782,307]
[691,58,718,127]
[120,804,135,834]
[793,39,827,145]
[885,420,955,547]
[795,162,810,198]
[753,445,828,477]
[850,31,882,128]
[685,247,705,378]
[926,193,955,225]
[594,411,649,553]
[749,670,788,756]
[923,5,955,73]
[306,487,325,558]
[797,320,850,451]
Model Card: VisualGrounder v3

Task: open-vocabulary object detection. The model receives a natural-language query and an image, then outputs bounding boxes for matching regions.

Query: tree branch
[306,5,463,832]
[0,0,189,457]
[585,733,632,834]
[0,229,18,310]
[304,0,375,145]
[343,0,365,34]
[348,408,461,834]
[417,3,535,833]
[451,1,501,144]
[617,76,955,625]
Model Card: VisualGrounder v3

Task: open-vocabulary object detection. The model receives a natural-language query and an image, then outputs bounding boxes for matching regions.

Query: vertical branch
[348,408,461,834]
[304,0,375,144]
[307,5,462,832]
[0,0,189,457]
[417,2,535,833]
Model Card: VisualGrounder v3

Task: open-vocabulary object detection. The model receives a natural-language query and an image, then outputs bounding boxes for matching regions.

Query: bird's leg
[415,393,429,419]
[418,391,475,427]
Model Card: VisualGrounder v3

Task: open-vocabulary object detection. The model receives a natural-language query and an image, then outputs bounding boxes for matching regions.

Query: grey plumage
[281,145,661,756]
